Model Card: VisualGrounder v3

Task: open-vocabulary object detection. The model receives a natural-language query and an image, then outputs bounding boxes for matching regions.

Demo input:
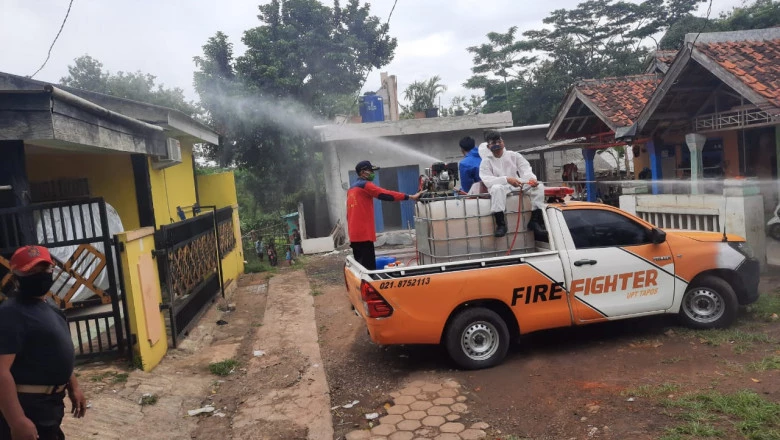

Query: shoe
[493,212,507,237]
[527,209,546,231]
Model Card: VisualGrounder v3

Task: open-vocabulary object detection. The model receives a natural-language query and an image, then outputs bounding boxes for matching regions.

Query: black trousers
[350,241,376,270]
[0,392,66,440]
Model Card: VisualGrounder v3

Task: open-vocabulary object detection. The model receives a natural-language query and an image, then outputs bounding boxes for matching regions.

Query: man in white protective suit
[479,130,545,238]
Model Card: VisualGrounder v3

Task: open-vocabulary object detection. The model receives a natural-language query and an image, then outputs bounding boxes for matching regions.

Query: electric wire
[29,0,75,79]
[690,0,714,47]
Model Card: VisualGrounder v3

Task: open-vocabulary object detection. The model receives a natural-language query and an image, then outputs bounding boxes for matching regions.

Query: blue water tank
[375,256,397,269]
[359,93,385,123]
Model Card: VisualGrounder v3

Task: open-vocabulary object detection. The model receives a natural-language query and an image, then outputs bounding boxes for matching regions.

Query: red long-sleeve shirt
[347,179,409,242]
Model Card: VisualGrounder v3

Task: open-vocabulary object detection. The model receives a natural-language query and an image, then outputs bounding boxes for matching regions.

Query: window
[562,209,651,249]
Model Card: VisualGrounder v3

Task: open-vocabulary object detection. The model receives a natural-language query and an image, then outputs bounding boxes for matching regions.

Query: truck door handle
[574,259,598,267]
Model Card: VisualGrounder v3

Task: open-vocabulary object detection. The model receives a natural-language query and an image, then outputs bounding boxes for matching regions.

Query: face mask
[366,172,376,181]
[16,272,54,299]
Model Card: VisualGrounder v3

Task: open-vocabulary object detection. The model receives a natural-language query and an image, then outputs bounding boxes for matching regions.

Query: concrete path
[232,271,334,439]
[61,271,333,440]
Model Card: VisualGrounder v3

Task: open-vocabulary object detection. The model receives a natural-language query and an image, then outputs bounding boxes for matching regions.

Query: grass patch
[139,394,158,406]
[750,294,780,322]
[748,355,780,372]
[209,359,239,377]
[310,288,323,297]
[112,373,129,383]
[661,357,684,364]
[623,383,681,398]
[660,389,780,439]
[677,327,771,348]
[90,371,116,382]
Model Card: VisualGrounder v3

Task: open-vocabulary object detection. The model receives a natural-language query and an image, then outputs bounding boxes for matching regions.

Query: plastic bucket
[375,256,397,269]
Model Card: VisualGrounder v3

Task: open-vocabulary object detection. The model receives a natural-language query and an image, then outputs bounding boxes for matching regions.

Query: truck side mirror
[650,228,666,244]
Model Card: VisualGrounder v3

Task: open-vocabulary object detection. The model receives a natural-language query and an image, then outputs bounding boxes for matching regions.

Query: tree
[464,0,707,126]
[193,0,396,212]
[402,76,447,113]
[60,55,197,116]
[661,0,780,49]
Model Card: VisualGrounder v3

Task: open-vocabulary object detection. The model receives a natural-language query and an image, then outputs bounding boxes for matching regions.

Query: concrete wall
[148,141,198,226]
[25,146,141,230]
[323,128,522,232]
[620,180,767,268]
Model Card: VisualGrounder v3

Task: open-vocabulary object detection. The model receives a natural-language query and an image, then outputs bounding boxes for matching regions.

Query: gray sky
[1,0,739,111]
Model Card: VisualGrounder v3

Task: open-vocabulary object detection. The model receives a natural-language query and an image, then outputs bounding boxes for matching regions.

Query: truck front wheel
[679,275,738,329]
[445,308,509,370]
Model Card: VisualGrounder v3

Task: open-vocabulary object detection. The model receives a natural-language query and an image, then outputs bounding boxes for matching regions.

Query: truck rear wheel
[445,308,509,370]
[679,275,738,329]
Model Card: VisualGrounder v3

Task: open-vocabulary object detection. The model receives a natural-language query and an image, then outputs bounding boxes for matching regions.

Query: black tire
[445,307,510,370]
[679,275,738,329]
[769,224,780,241]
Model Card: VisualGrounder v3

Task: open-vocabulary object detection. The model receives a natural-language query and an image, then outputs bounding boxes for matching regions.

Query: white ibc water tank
[415,194,534,264]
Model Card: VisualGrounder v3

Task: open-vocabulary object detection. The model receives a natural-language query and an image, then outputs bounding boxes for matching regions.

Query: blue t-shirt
[459,147,482,192]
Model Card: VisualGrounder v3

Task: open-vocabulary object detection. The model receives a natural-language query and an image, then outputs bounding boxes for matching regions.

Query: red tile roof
[655,50,678,66]
[697,39,780,108]
[576,74,662,128]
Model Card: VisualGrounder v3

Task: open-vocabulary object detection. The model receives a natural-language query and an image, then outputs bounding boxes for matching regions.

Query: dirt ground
[310,253,780,440]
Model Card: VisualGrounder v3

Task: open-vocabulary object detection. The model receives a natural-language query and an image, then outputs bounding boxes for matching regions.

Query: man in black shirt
[0,246,87,440]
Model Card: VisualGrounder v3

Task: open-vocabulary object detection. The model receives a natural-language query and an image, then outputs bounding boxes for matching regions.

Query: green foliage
[748,355,780,372]
[661,390,780,439]
[402,76,447,112]
[193,0,395,214]
[139,394,158,406]
[676,327,772,347]
[60,55,197,116]
[208,359,239,376]
[750,293,780,322]
[462,0,779,126]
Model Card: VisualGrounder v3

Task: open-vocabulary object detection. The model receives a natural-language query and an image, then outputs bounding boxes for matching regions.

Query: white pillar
[685,133,707,195]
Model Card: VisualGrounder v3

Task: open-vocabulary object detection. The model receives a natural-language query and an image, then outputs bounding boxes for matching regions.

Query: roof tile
[575,74,661,127]
[697,39,780,108]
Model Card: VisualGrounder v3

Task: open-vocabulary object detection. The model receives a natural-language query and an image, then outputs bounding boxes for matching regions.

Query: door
[397,166,420,230]
[348,171,384,233]
[561,208,676,322]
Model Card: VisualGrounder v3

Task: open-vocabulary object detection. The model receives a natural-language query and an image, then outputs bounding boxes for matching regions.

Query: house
[315,112,541,235]
[0,71,244,369]
[545,74,662,201]
[616,28,780,267]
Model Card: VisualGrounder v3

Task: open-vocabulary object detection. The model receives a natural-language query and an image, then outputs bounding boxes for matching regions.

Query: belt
[16,384,67,394]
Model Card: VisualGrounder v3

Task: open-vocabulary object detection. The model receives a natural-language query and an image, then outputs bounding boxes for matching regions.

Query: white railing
[636,209,720,232]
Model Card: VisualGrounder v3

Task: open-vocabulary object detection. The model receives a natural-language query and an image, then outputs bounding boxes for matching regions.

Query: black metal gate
[0,198,132,362]
[155,206,233,347]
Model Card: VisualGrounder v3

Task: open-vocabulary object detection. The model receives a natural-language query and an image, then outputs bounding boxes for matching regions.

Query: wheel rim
[460,320,500,361]
[683,288,724,323]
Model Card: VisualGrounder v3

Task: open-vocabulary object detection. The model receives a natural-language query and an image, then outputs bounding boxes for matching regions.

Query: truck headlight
[729,241,754,259]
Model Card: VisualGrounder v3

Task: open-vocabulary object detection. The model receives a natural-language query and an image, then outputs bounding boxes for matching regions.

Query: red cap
[10,246,54,274]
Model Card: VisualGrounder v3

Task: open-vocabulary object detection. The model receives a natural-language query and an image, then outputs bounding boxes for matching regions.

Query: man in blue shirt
[458,136,483,194]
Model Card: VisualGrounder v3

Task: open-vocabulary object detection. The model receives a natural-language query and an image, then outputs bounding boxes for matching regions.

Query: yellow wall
[25,149,141,230]
[148,141,197,226]
[116,228,168,371]
[196,172,239,208]
[196,172,245,280]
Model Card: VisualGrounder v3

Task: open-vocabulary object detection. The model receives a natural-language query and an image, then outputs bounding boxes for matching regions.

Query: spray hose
[506,180,536,256]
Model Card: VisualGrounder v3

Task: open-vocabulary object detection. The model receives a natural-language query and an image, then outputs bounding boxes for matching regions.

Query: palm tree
[403,76,447,113]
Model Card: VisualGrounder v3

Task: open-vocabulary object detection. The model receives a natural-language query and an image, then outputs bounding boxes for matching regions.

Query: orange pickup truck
[344,201,760,369]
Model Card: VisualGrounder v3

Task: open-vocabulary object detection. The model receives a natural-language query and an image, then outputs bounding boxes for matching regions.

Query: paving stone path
[344,379,488,440]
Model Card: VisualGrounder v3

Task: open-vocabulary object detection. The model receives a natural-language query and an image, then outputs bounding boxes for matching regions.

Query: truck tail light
[360,280,393,318]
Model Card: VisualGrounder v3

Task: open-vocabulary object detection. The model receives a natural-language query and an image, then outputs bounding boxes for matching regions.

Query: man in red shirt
[347,161,423,270]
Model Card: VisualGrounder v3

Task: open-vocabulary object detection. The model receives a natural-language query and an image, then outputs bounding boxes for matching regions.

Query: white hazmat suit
[479,148,545,213]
